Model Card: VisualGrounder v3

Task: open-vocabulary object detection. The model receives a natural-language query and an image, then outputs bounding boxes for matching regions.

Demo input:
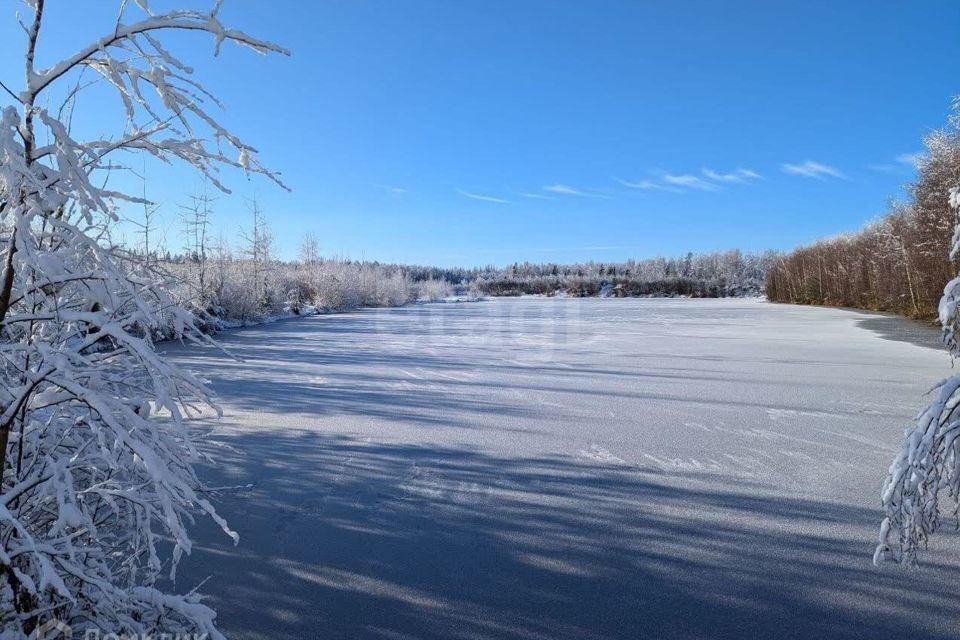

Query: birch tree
[0,1,287,636]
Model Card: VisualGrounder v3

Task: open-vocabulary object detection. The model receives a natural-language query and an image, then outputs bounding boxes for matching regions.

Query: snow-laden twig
[0,1,285,636]
[877,112,960,565]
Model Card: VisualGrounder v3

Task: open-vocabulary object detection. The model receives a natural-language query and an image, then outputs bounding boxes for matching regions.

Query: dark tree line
[766,110,960,318]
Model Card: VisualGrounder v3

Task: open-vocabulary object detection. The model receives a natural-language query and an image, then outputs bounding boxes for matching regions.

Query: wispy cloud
[896,152,925,169]
[470,244,638,256]
[543,184,611,199]
[616,178,664,190]
[519,192,554,200]
[544,184,587,196]
[457,189,510,204]
[867,163,898,174]
[867,153,925,174]
[617,167,760,194]
[376,184,407,197]
[702,168,761,183]
[662,174,718,191]
[781,160,846,180]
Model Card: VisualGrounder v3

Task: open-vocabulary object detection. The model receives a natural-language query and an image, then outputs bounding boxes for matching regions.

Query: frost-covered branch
[877,110,960,565]
[0,1,286,636]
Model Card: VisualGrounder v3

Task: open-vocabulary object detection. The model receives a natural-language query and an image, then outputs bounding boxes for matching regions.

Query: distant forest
[145,245,776,334]
[407,250,777,298]
[766,109,960,319]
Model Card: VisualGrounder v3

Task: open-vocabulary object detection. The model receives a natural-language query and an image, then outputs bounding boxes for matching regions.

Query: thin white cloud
[528,244,631,253]
[544,184,586,196]
[867,163,898,173]
[615,177,685,194]
[896,152,925,169]
[616,178,663,190]
[457,189,510,204]
[472,244,635,255]
[781,160,846,180]
[376,184,407,196]
[867,153,924,174]
[519,192,554,200]
[617,168,759,194]
[543,184,611,199]
[662,174,718,191]
[702,168,761,183]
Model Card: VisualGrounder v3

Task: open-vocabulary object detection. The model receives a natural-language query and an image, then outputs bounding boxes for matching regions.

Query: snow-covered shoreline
[208,295,486,332]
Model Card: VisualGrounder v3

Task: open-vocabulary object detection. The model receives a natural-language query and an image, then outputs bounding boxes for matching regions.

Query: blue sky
[2,1,959,266]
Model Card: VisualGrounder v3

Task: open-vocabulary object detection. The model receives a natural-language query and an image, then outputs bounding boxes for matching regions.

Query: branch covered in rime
[877,109,960,566]
[0,1,285,636]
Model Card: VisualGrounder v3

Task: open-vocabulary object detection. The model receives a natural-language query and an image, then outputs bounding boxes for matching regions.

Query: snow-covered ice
[167,298,960,639]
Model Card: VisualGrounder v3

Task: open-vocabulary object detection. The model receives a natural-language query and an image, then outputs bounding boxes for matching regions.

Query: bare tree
[127,166,164,267]
[239,198,273,309]
[180,188,215,305]
[210,230,232,303]
[766,111,960,320]
[299,230,321,265]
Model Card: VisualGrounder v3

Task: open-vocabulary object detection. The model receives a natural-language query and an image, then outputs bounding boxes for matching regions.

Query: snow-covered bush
[297,259,413,311]
[216,270,266,322]
[877,108,960,565]
[374,268,414,307]
[417,278,454,302]
[0,1,286,636]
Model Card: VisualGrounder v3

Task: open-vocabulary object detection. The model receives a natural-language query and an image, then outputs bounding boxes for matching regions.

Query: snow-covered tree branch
[877,108,960,565]
[0,1,286,636]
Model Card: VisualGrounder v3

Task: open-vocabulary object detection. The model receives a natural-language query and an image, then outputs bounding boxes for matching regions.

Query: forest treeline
[440,250,776,298]
[144,208,773,331]
[153,246,774,332]
[131,185,776,333]
[766,110,960,318]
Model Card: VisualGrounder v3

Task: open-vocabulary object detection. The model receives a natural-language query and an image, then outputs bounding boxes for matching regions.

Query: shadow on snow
[173,429,960,640]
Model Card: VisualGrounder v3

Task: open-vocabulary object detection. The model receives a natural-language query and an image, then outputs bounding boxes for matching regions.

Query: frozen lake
[170,298,960,639]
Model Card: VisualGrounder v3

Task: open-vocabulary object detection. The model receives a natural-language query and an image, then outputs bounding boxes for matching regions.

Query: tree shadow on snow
[157,308,960,639]
[170,429,960,640]
[853,312,944,352]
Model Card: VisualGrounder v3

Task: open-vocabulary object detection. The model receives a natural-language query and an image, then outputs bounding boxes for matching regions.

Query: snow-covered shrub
[216,274,266,323]
[877,107,960,565]
[296,259,413,311]
[0,2,286,636]
[312,260,360,310]
[417,278,454,302]
[375,268,414,307]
